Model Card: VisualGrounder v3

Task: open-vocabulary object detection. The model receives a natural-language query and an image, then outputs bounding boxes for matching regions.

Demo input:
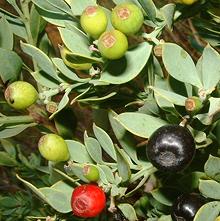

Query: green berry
[111,3,144,36]
[83,164,100,182]
[4,81,38,110]
[38,134,70,162]
[98,29,128,60]
[80,5,108,39]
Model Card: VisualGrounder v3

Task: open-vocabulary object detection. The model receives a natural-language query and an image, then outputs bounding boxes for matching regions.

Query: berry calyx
[80,5,108,39]
[4,81,38,110]
[71,184,106,218]
[83,164,100,182]
[185,96,203,115]
[146,125,196,172]
[111,3,144,36]
[98,29,128,60]
[171,193,206,221]
[38,134,69,162]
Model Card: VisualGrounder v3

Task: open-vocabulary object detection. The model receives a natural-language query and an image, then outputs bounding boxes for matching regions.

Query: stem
[0,115,35,125]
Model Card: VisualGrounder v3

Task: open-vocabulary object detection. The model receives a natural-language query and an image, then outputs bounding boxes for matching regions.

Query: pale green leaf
[199,179,220,200]
[118,203,138,221]
[0,17,13,50]
[204,155,220,182]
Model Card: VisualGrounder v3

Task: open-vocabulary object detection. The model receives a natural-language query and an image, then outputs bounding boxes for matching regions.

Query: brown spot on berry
[74,197,88,213]
[83,165,90,176]
[85,6,97,16]
[117,7,131,20]
[185,98,196,112]
[101,33,116,48]
[4,87,11,101]
[38,135,46,147]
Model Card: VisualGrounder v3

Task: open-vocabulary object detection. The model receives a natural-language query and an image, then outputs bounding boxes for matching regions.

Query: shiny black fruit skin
[171,193,206,221]
[146,125,195,172]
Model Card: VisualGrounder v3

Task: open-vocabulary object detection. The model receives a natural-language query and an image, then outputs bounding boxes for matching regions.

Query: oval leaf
[118,203,138,221]
[204,155,220,182]
[199,179,220,200]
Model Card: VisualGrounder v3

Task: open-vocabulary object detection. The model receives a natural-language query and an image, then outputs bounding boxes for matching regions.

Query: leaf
[199,179,220,200]
[204,155,220,182]
[16,174,47,201]
[44,0,73,15]
[30,5,47,44]
[39,187,72,213]
[84,137,103,163]
[118,203,138,221]
[93,124,117,161]
[199,45,220,93]
[99,42,152,84]
[116,112,167,138]
[97,164,115,184]
[115,145,131,183]
[0,48,22,83]
[0,152,17,167]
[66,140,93,163]
[194,201,220,221]
[21,42,61,82]
[162,43,203,88]
[0,123,36,139]
[108,110,139,164]
[0,139,16,158]
[150,86,187,106]
[160,4,175,29]
[52,58,90,82]
[0,17,13,50]
[69,0,96,16]
[138,0,157,22]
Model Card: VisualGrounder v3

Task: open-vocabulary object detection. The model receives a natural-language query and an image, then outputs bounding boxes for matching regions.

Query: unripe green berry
[4,81,38,110]
[185,96,203,115]
[38,134,70,162]
[80,5,108,39]
[98,29,128,60]
[111,3,144,36]
[83,164,100,182]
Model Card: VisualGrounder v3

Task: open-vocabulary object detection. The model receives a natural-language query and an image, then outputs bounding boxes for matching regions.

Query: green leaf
[115,145,131,183]
[0,17,13,50]
[118,203,138,221]
[160,4,175,29]
[138,0,157,22]
[0,48,22,83]
[99,42,152,84]
[52,58,90,82]
[109,110,139,164]
[69,0,96,16]
[97,164,115,184]
[150,86,187,106]
[66,140,93,163]
[93,124,117,161]
[84,137,103,163]
[44,0,73,15]
[116,112,167,138]
[0,152,17,167]
[0,139,16,158]
[162,43,203,88]
[21,42,61,82]
[204,155,220,182]
[39,187,72,213]
[30,5,47,44]
[0,123,36,139]
[194,201,220,221]
[199,179,220,200]
[199,45,220,93]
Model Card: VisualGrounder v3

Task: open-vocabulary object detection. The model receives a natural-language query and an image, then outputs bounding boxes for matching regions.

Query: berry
[171,193,206,221]
[80,5,108,39]
[71,184,106,218]
[98,29,128,60]
[4,81,38,110]
[146,125,195,172]
[82,164,100,182]
[177,0,198,5]
[38,134,69,162]
[111,3,144,36]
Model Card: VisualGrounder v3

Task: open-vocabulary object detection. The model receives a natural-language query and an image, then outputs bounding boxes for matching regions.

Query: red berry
[71,184,106,218]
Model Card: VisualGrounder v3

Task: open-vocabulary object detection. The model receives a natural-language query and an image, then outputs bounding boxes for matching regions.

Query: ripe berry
[171,193,206,221]
[98,29,128,60]
[71,184,106,218]
[111,3,144,36]
[4,81,38,110]
[146,125,195,172]
[38,134,70,162]
[80,5,108,39]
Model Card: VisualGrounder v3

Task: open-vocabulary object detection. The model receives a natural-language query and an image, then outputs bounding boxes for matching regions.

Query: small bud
[83,164,100,182]
[153,44,162,57]
[46,101,58,113]
[185,96,203,114]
